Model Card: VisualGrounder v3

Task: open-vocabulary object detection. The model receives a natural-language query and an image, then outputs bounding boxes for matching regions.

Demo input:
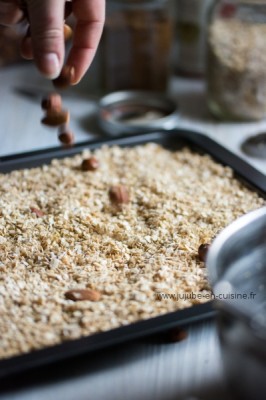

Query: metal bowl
[98,91,178,135]
[206,207,266,400]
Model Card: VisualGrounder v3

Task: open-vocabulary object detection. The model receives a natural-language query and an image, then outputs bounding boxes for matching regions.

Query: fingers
[1,0,105,85]
[66,0,105,84]
[20,26,33,59]
[25,0,65,79]
[0,0,23,25]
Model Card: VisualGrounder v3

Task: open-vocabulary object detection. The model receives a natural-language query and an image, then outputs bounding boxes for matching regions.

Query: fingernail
[70,67,80,85]
[69,66,76,84]
[42,53,60,79]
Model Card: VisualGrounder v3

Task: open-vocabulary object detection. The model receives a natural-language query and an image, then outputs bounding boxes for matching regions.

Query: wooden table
[0,63,265,400]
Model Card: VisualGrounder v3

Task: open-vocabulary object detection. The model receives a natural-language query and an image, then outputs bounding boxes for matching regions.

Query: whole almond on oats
[30,207,45,217]
[41,109,70,127]
[41,93,62,111]
[198,243,211,262]
[0,142,264,360]
[109,185,130,204]
[65,289,101,302]
[81,157,100,171]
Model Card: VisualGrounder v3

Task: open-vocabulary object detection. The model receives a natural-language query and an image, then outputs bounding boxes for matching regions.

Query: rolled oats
[0,143,264,359]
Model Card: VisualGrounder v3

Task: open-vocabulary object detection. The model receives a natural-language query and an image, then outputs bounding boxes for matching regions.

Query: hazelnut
[41,93,62,111]
[81,157,100,171]
[64,24,73,41]
[41,109,70,127]
[109,185,130,205]
[65,289,101,302]
[167,328,188,343]
[58,127,75,146]
[198,243,211,262]
[53,65,75,89]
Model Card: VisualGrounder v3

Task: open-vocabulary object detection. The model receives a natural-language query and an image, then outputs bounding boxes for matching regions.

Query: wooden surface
[0,62,265,400]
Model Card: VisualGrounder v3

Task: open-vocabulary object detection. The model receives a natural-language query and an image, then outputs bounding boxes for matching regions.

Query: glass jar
[207,0,266,121]
[174,0,213,77]
[102,0,173,92]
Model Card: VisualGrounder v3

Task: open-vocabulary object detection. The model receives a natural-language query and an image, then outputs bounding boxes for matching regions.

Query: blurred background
[0,0,266,173]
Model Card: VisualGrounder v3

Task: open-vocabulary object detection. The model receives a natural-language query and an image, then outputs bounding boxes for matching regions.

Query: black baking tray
[0,129,265,379]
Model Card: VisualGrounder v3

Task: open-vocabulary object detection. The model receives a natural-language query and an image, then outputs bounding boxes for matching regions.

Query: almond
[65,289,101,302]
[30,207,45,217]
[109,185,130,204]
[198,243,211,262]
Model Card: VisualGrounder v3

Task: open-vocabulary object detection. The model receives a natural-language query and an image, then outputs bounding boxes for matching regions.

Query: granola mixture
[0,143,264,359]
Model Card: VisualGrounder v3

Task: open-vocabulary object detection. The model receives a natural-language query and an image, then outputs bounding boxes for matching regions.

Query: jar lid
[241,133,266,159]
[98,91,178,135]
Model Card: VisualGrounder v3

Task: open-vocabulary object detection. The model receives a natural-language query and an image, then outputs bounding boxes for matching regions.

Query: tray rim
[0,302,215,379]
[0,128,265,378]
[0,129,265,192]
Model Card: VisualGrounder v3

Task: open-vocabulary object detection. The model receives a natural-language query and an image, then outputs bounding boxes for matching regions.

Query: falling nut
[58,131,74,146]
[81,157,100,171]
[58,125,75,146]
[198,243,211,262]
[53,65,75,89]
[109,185,130,205]
[41,93,62,111]
[41,109,70,127]
[30,207,45,217]
[65,289,101,302]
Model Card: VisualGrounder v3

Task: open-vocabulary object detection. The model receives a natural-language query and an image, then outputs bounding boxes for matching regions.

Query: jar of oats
[102,0,173,92]
[207,0,266,121]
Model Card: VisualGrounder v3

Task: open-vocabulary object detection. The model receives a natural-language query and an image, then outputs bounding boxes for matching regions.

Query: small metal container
[207,207,266,400]
[241,132,266,159]
[98,91,178,135]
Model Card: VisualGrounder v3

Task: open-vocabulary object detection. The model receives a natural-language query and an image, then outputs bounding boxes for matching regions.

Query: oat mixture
[0,144,264,359]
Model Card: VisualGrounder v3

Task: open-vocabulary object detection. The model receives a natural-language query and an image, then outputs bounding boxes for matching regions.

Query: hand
[0,0,105,84]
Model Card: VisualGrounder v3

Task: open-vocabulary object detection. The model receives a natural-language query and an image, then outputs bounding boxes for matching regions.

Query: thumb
[26,0,65,79]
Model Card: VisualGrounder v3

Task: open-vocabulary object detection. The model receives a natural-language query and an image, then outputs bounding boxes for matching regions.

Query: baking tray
[0,129,265,379]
